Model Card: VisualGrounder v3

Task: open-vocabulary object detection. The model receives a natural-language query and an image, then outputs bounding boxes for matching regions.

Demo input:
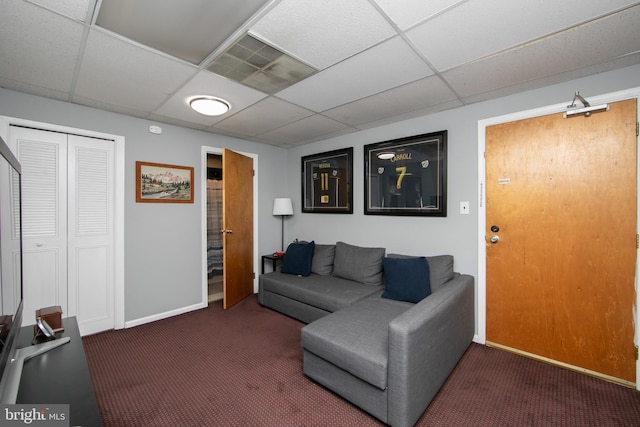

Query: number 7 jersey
[370,151,436,209]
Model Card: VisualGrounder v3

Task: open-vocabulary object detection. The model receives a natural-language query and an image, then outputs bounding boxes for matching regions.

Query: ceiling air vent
[206,33,317,94]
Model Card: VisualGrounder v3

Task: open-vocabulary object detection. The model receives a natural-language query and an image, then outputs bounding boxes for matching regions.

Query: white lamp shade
[273,198,293,216]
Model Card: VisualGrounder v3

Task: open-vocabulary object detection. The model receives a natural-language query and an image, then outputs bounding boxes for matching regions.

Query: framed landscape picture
[136,161,194,203]
[364,131,447,216]
[301,147,353,213]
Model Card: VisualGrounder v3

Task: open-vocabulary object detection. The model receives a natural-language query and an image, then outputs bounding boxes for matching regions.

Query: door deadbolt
[490,235,500,243]
[490,225,500,233]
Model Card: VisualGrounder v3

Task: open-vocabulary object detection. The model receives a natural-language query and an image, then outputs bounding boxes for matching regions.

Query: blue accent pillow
[281,241,315,276]
[381,256,431,303]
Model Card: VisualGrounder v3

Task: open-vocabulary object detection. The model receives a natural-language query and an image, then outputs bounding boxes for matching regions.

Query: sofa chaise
[258,241,475,427]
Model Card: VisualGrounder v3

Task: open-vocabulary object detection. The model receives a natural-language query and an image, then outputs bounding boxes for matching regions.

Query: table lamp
[273,198,294,252]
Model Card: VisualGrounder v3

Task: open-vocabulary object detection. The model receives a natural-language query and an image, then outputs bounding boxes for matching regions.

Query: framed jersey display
[364,131,447,216]
[302,147,353,213]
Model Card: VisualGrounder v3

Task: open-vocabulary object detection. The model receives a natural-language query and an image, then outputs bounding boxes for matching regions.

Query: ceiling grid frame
[0,0,637,147]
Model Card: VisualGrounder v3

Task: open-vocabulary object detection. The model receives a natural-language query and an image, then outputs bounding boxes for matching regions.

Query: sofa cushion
[301,294,412,390]
[333,241,385,286]
[260,272,382,313]
[387,254,454,292]
[311,244,335,276]
[281,241,315,276]
[381,256,431,303]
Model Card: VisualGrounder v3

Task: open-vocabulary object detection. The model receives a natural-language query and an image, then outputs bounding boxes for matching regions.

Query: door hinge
[636,122,639,137]
[252,272,255,279]
[253,169,255,177]
[637,234,639,249]
[636,345,639,360]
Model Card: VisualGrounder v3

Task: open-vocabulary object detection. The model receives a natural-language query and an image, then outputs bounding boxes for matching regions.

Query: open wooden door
[222,149,254,309]
[486,99,637,385]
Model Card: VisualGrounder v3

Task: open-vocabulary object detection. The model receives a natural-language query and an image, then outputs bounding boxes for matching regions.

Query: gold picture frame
[136,161,194,203]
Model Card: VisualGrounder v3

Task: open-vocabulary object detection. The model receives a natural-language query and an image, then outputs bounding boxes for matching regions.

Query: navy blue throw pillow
[381,256,431,303]
[281,241,315,276]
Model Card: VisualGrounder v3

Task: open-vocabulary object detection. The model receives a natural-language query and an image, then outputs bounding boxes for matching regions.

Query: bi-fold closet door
[10,126,115,335]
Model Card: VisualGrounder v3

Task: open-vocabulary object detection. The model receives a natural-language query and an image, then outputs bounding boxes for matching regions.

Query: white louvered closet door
[11,127,115,335]
[67,134,114,335]
[15,127,69,326]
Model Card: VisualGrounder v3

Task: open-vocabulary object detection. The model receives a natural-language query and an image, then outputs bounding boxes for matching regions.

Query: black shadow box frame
[301,147,353,214]
[364,131,447,216]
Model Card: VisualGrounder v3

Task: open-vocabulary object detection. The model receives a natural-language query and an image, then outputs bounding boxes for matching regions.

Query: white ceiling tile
[154,71,267,126]
[460,52,640,106]
[72,94,154,119]
[408,0,640,71]
[28,0,92,22]
[323,75,458,126]
[96,0,270,64]
[74,29,197,112]
[251,0,396,70]
[276,37,434,112]
[145,113,209,132]
[215,97,313,136]
[0,78,70,102]
[354,99,464,131]
[373,0,465,30]
[444,6,640,99]
[290,127,360,146]
[257,114,352,145]
[0,1,84,93]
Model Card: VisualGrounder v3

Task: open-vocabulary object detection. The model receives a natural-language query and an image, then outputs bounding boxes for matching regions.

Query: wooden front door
[486,99,637,385]
[222,149,254,309]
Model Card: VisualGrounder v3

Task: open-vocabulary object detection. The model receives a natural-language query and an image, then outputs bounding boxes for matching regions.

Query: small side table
[261,254,283,274]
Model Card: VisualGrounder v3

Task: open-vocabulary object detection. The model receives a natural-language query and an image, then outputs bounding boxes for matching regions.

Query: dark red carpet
[82,295,640,426]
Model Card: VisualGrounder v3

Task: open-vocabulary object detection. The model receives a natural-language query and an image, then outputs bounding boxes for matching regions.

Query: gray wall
[285,64,640,332]
[0,88,288,323]
[1,63,638,328]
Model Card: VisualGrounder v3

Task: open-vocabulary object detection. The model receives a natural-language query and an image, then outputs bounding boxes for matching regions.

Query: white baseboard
[124,302,207,329]
[473,334,484,345]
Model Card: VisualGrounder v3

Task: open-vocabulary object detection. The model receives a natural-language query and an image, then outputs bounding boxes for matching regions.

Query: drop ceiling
[1,0,639,148]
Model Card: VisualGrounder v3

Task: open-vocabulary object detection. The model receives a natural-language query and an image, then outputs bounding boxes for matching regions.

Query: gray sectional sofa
[258,241,475,427]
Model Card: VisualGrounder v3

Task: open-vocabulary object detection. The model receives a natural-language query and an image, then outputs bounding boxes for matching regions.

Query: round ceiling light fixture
[189,96,230,116]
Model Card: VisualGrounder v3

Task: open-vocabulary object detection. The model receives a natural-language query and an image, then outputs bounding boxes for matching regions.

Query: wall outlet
[460,201,470,215]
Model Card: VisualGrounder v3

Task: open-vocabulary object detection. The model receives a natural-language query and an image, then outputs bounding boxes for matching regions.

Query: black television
[0,135,69,404]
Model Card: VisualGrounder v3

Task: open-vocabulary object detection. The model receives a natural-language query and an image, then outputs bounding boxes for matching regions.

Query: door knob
[490,225,500,233]
[490,235,500,243]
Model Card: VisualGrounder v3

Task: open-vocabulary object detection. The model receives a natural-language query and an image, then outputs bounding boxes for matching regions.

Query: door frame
[477,87,640,389]
[0,115,126,331]
[200,146,259,305]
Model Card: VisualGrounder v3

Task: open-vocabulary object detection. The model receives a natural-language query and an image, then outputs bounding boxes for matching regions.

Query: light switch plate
[460,201,470,214]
